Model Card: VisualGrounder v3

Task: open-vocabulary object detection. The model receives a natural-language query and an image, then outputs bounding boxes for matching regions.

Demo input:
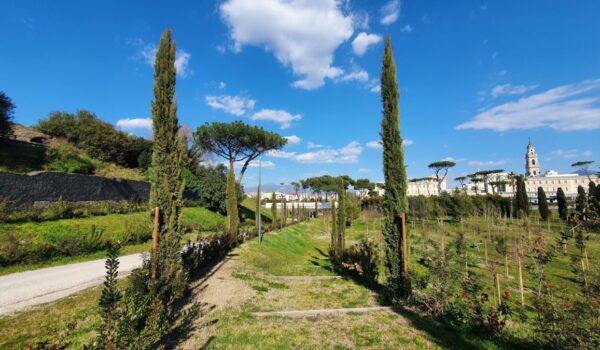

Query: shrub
[46,143,96,174]
[336,239,380,287]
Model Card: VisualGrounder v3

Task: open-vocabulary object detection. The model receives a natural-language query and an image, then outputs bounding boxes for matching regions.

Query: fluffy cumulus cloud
[267,142,363,164]
[491,83,538,98]
[295,141,363,164]
[457,79,600,131]
[205,95,256,116]
[352,32,382,56]
[367,139,412,149]
[339,69,370,82]
[380,0,400,25]
[284,135,301,146]
[140,44,192,78]
[116,118,152,131]
[249,109,302,129]
[220,0,353,90]
[307,142,325,149]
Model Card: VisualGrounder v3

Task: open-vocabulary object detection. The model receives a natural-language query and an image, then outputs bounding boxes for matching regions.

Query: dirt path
[0,253,143,316]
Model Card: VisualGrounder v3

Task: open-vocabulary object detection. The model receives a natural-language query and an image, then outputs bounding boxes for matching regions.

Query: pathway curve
[0,253,143,316]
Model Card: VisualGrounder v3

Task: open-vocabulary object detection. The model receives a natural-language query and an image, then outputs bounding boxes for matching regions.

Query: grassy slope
[0,207,226,275]
[187,220,494,350]
[0,139,143,180]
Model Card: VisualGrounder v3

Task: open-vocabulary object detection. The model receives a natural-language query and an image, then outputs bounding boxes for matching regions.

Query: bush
[335,239,379,287]
[46,143,96,174]
[36,110,152,169]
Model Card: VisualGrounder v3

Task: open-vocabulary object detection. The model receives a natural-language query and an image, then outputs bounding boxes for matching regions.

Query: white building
[374,177,447,197]
[460,141,598,199]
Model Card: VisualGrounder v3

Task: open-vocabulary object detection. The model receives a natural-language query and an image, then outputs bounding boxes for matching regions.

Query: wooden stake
[518,256,525,307]
[151,207,159,280]
[496,273,502,307]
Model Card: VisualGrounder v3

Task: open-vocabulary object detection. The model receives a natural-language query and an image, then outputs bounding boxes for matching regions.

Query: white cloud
[491,83,538,98]
[367,139,412,149]
[467,160,507,167]
[551,149,593,159]
[400,24,413,33]
[352,32,382,56]
[116,118,152,131]
[205,95,256,116]
[220,0,353,90]
[295,141,363,164]
[284,135,301,145]
[218,81,226,89]
[250,109,302,129]
[380,0,400,25]
[267,150,296,159]
[442,157,455,162]
[366,140,382,149]
[307,142,325,149]
[140,44,192,78]
[339,69,370,82]
[457,79,600,132]
[359,168,371,172]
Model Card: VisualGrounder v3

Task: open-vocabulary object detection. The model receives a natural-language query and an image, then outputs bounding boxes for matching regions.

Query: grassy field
[0,206,226,275]
[181,219,499,349]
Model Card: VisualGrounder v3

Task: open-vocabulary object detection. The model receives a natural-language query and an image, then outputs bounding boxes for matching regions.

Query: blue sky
[2,0,600,189]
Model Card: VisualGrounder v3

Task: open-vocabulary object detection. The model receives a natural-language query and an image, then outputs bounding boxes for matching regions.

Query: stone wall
[0,171,150,206]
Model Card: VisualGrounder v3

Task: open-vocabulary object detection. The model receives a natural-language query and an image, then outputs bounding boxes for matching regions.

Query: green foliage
[36,110,152,169]
[336,178,346,256]
[576,185,588,220]
[380,35,410,300]
[96,242,122,350]
[514,175,529,217]
[46,142,96,174]
[183,164,229,214]
[0,91,15,138]
[589,181,600,218]
[428,160,456,193]
[538,187,550,220]
[270,192,278,229]
[339,239,380,287]
[557,188,568,221]
[344,193,361,225]
[330,199,337,253]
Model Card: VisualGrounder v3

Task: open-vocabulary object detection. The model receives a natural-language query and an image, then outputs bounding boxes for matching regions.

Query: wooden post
[496,273,502,307]
[401,213,408,278]
[518,256,525,307]
[151,207,159,279]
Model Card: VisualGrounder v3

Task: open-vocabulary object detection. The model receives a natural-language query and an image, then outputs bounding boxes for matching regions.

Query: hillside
[0,124,144,180]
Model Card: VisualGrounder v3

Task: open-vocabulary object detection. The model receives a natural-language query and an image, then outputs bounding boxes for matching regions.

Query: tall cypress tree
[514,176,529,218]
[336,178,346,256]
[271,192,278,229]
[557,187,568,221]
[149,28,187,294]
[226,166,238,237]
[330,199,337,254]
[380,35,410,299]
[537,187,550,221]
[589,181,600,218]
[575,185,587,220]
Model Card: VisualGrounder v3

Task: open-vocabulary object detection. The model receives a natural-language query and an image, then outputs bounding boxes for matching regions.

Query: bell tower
[525,138,540,177]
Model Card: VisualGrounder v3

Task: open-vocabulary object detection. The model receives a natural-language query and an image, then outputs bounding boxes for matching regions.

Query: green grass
[185,220,499,349]
[0,206,226,274]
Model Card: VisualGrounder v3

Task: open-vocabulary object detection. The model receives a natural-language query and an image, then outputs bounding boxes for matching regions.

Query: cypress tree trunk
[380,36,411,299]
[149,28,186,293]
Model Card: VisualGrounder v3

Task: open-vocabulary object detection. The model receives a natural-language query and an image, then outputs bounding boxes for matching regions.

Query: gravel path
[0,253,144,316]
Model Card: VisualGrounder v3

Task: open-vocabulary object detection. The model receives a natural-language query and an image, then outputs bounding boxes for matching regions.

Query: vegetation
[0,206,224,269]
[0,91,15,137]
[514,175,529,217]
[537,187,550,220]
[428,160,456,194]
[192,121,286,238]
[380,35,410,300]
[557,187,568,221]
[36,110,152,170]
